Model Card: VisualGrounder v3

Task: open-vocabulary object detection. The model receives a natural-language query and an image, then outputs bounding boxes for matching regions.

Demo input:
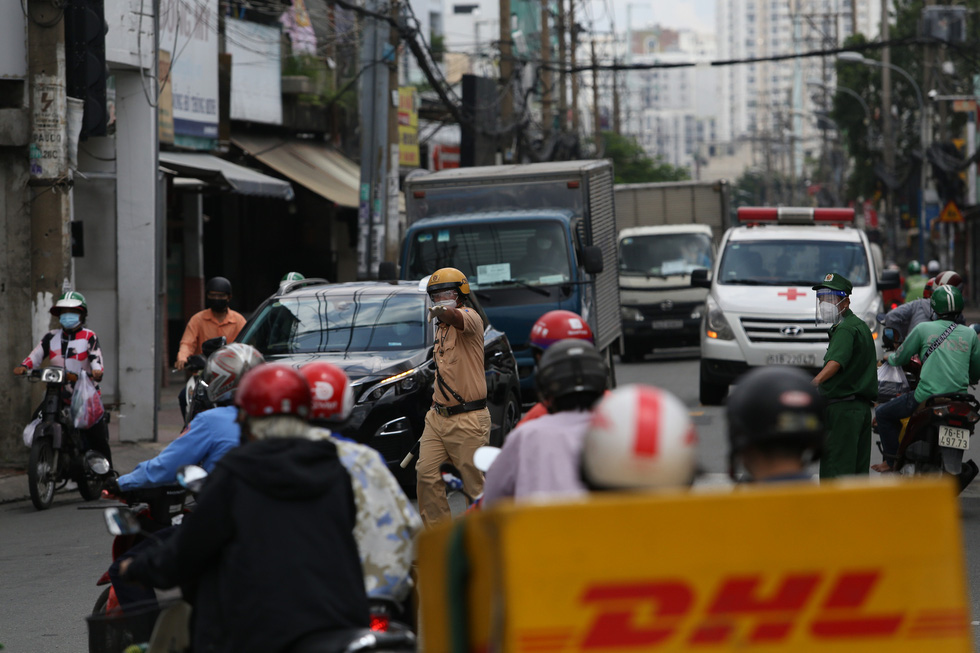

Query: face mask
[818,301,842,325]
[435,299,456,309]
[207,298,229,312]
[59,313,81,330]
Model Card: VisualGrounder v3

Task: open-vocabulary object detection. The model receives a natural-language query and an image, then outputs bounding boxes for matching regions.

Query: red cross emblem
[778,288,806,300]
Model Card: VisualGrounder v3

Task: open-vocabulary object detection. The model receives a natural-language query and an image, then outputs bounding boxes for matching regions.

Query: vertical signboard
[226,19,282,125]
[31,74,67,179]
[398,87,419,167]
[158,50,174,144]
[159,0,219,145]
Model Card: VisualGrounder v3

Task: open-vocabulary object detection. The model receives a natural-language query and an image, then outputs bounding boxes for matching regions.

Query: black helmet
[206,276,233,295]
[535,339,608,402]
[727,366,825,472]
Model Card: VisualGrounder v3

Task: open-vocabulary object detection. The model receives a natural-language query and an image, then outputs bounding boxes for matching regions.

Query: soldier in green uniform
[811,273,878,479]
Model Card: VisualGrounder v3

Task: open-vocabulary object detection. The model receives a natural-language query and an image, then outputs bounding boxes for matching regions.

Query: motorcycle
[21,367,113,510]
[180,336,226,427]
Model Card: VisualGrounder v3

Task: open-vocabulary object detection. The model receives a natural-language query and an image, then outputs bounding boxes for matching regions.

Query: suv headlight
[622,306,643,322]
[358,366,426,404]
[705,296,734,340]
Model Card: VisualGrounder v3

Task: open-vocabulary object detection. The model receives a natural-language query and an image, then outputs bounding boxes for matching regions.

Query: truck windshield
[406,222,572,288]
[411,181,584,220]
[718,240,871,286]
[240,293,428,355]
[619,233,713,276]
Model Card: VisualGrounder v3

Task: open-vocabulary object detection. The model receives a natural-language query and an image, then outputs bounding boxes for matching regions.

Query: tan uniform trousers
[416,406,490,526]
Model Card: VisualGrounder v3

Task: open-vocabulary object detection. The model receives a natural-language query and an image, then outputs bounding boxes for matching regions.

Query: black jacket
[127,437,369,653]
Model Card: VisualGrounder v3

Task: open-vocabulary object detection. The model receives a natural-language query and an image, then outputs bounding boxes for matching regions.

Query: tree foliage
[601,131,691,184]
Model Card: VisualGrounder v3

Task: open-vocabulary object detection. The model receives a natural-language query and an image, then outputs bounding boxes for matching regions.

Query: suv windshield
[717,240,870,286]
[406,221,571,288]
[240,292,428,355]
[620,233,713,276]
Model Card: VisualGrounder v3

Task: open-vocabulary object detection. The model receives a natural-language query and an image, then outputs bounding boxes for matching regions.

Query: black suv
[237,279,522,488]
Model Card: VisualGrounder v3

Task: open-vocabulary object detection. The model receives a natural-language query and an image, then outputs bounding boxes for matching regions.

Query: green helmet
[50,291,87,316]
[906,260,921,276]
[931,284,964,317]
[281,272,305,282]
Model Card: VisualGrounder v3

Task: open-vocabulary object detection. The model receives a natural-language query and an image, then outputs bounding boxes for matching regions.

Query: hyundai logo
[780,325,804,337]
[660,300,674,311]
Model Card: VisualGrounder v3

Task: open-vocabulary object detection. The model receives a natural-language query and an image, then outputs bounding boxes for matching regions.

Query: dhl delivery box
[417,478,970,652]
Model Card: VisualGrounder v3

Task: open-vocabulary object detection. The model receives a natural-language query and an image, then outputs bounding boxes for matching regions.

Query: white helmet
[205,343,265,404]
[927,259,941,275]
[582,385,697,490]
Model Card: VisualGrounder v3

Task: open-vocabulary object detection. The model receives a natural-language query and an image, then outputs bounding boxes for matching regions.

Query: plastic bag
[22,418,41,448]
[71,373,105,430]
[877,362,908,401]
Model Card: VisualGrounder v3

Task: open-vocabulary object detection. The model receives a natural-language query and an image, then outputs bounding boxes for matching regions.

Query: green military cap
[812,272,852,295]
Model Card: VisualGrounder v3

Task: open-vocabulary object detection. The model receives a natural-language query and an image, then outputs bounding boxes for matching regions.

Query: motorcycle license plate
[938,426,970,450]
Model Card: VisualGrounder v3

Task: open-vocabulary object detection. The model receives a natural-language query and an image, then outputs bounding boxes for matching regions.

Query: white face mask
[818,302,839,323]
[434,299,456,309]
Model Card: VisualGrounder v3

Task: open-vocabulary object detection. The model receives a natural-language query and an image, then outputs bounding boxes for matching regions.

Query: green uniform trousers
[820,400,872,479]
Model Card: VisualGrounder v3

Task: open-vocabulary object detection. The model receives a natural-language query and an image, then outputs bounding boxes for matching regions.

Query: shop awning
[231,135,360,208]
[158,152,295,200]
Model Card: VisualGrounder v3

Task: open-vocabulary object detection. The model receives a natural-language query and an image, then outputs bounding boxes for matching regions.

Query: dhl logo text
[516,570,966,650]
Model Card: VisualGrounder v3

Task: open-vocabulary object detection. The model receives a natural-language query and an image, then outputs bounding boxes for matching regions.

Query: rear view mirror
[104,507,141,536]
[201,336,227,357]
[186,355,208,372]
[581,246,604,275]
[378,261,398,281]
[691,268,712,288]
[878,269,900,290]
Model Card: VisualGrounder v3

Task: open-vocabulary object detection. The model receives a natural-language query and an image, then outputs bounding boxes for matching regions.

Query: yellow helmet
[427,267,470,296]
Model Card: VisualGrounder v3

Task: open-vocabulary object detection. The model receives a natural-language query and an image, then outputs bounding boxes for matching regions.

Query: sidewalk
[0,372,188,505]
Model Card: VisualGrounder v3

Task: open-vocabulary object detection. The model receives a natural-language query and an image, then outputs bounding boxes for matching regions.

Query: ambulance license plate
[651,320,683,330]
[938,426,970,450]
[766,354,816,366]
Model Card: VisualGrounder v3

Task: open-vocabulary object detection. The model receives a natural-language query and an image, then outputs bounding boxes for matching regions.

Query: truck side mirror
[581,246,604,275]
[878,269,900,290]
[691,268,712,288]
[378,261,398,281]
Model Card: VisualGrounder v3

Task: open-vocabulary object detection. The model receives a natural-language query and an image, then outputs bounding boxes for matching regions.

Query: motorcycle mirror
[473,446,502,472]
[185,354,208,372]
[103,507,141,536]
[176,464,208,494]
[84,451,111,476]
[201,336,227,357]
[876,312,887,325]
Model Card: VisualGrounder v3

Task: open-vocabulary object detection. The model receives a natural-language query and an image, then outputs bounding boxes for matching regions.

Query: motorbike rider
[121,363,369,653]
[13,291,112,467]
[483,339,608,507]
[580,384,698,490]
[300,361,422,603]
[884,270,963,342]
[874,285,980,473]
[174,276,246,371]
[416,267,492,526]
[517,310,596,425]
[727,366,825,482]
[904,260,928,301]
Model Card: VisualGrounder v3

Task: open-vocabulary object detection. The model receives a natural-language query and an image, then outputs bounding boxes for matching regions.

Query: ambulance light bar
[737,207,854,225]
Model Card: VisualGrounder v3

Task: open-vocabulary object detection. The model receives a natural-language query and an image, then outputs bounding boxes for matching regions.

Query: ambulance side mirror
[691,268,712,288]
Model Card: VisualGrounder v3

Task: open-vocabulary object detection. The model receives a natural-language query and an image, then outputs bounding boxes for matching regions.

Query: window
[453,4,478,13]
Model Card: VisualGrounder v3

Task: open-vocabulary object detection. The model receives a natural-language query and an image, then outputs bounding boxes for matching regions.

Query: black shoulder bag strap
[432,355,467,404]
[922,322,958,364]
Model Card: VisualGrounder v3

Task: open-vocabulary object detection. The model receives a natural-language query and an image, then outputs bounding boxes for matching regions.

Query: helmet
[927,259,941,275]
[426,267,470,296]
[935,270,963,288]
[906,260,921,276]
[50,291,88,317]
[281,272,305,282]
[204,343,265,404]
[923,277,935,299]
[582,385,697,490]
[235,363,311,419]
[727,366,825,471]
[300,361,354,423]
[535,339,608,401]
[206,276,233,295]
[931,284,964,317]
[529,310,594,354]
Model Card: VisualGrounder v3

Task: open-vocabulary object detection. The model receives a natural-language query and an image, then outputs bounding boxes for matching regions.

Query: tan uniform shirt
[433,307,486,405]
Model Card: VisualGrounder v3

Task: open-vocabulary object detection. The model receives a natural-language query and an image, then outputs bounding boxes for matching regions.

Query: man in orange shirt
[175,277,247,370]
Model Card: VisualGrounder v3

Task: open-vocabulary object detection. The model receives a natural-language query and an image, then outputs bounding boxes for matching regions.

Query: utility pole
[612,60,620,135]
[557,0,567,132]
[881,0,895,257]
[541,0,552,139]
[591,36,600,147]
[569,0,579,134]
[385,2,400,265]
[499,0,514,159]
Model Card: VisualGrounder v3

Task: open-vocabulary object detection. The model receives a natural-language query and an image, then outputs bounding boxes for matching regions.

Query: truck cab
[693,207,900,405]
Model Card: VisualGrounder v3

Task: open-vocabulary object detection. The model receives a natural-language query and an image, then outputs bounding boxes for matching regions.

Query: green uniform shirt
[889,319,980,403]
[820,309,878,401]
[904,274,928,301]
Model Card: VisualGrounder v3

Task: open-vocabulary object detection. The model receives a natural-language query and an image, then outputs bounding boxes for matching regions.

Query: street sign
[939,201,965,223]
[953,99,977,113]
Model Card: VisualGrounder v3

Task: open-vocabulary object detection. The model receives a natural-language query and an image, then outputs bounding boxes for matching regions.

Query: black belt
[826,395,872,406]
[432,400,487,417]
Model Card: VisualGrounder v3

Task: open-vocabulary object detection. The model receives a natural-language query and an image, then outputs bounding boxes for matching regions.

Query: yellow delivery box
[417,478,970,652]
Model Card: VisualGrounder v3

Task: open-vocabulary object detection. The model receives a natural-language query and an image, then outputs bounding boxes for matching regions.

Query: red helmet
[235,363,311,419]
[300,362,354,423]
[529,310,593,354]
[935,270,963,288]
[923,277,935,299]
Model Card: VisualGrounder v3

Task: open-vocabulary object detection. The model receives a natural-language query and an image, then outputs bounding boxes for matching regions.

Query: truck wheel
[699,375,728,406]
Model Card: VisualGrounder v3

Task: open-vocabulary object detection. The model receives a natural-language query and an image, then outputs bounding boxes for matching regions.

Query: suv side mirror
[581,246,604,275]
[378,261,398,281]
[878,269,900,290]
[691,268,712,288]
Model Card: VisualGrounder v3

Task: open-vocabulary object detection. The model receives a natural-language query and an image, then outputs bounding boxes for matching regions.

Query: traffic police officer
[417,267,491,525]
[811,273,877,478]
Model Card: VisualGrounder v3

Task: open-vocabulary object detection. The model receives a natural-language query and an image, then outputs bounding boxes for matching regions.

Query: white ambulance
[692,207,900,405]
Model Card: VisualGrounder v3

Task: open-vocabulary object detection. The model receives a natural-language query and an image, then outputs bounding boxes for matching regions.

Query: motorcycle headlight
[704,296,734,340]
[621,306,643,322]
[41,368,65,383]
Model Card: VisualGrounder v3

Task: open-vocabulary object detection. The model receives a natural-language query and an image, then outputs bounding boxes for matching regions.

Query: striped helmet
[931,284,964,318]
[50,291,87,316]
[935,270,963,288]
[205,343,265,404]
